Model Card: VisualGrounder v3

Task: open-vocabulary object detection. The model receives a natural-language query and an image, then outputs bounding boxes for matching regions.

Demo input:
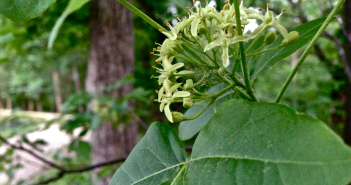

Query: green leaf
[110,100,351,185]
[250,18,326,79]
[109,122,186,185]
[0,0,57,22]
[48,0,90,49]
[178,83,238,141]
[187,99,351,184]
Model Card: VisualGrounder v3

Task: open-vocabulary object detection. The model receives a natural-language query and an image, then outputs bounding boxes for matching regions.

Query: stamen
[192,91,196,94]
[226,36,229,38]
[281,9,286,13]
[153,48,156,51]
[267,3,269,7]
[259,8,263,11]
[223,4,228,10]
[231,12,235,18]
[155,90,159,93]
[193,0,195,4]
[214,29,218,32]
[213,5,216,8]
[152,66,156,68]
[150,52,154,54]
[150,75,154,79]
[159,29,163,32]
[154,99,158,102]
[157,46,161,50]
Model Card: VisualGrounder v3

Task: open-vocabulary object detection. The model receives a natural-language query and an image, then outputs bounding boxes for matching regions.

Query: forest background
[0,0,350,184]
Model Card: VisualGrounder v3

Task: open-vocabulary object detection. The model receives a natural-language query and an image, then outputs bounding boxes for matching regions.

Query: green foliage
[178,83,238,140]
[0,0,57,21]
[110,100,351,185]
[250,18,326,79]
[48,0,90,49]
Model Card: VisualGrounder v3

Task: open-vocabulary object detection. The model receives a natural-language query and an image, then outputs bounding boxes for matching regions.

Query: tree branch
[0,134,65,171]
[0,134,126,185]
[32,158,126,185]
[323,32,351,81]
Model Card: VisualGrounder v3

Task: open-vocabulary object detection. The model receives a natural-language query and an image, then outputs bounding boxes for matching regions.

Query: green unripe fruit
[183,97,193,108]
[264,31,276,45]
[184,79,194,90]
[172,112,184,123]
[281,31,299,47]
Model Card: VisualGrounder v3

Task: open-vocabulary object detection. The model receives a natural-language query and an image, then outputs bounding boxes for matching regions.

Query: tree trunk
[86,0,137,184]
[28,99,34,111]
[343,0,351,146]
[6,97,12,109]
[52,70,62,113]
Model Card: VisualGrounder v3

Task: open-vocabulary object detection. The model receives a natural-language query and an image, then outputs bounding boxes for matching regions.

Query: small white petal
[173,91,191,98]
[164,104,173,123]
[221,46,230,67]
[204,40,222,51]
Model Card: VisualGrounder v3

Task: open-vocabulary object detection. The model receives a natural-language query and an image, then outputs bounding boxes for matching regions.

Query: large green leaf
[187,99,351,184]
[250,18,326,79]
[109,122,186,185]
[178,83,238,141]
[110,100,351,185]
[48,0,90,49]
[0,0,57,22]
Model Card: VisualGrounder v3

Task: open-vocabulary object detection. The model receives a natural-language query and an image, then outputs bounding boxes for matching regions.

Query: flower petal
[271,23,289,39]
[204,40,222,51]
[158,86,165,101]
[173,91,191,98]
[171,83,182,92]
[191,17,201,37]
[221,46,230,67]
[164,104,173,123]
[169,63,184,71]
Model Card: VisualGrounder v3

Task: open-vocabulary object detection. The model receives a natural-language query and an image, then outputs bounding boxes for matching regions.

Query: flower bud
[198,25,208,35]
[218,67,226,76]
[172,112,184,123]
[264,31,276,45]
[169,40,184,54]
[183,97,193,108]
[184,79,194,90]
[281,31,299,47]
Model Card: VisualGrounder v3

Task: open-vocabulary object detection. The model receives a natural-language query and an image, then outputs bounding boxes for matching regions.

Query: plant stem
[275,0,345,103]
[184,101,213,120]
[233,0,258,102]
[116,0,165,31]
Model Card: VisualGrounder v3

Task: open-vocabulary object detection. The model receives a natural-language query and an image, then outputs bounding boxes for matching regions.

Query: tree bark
[343,0,351,146]
[52,70,62,113]
[86,0,137,184]
[6,97,12,109]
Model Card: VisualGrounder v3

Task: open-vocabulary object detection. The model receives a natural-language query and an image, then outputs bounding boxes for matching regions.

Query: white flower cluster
[151,0,299,123]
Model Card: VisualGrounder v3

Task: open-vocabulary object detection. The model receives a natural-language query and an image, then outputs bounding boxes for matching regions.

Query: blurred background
[0,0,350,184]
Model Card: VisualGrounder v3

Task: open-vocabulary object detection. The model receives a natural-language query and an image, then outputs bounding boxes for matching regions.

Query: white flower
[204,30,250,67]
[158,80,190,123]
[248,5,289,41]
[155,56,189,85]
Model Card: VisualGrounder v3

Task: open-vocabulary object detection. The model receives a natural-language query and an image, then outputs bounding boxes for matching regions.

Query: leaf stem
[184,101,214,120]
[116,0,165,31]
[170,164,187,185]
[233,0,258,102]
[245,32,263,54]
[275,0,345,103]
[246,46,280,58]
